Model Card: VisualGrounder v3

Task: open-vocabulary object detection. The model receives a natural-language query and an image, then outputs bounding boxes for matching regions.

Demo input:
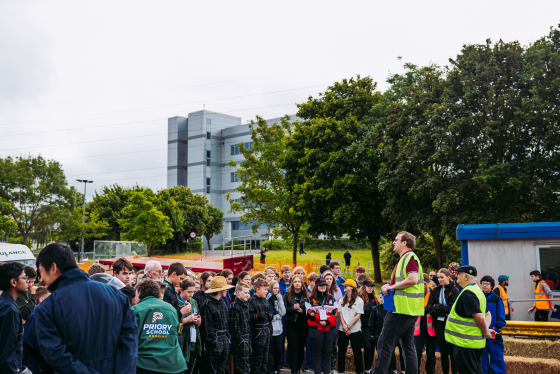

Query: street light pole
[76,179,93,262]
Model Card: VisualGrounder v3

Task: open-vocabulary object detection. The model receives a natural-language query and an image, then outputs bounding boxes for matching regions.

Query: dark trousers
[186,353,198,374]
[414,324,436,374]
[504,313,511,321]
[309,327,336,374]
[535,309,549,321]
[269,334,283,373]
[251,329,271,374]
[305,335,314,369]
[231,336,251,374]
[372,312,417,374]
[389,342,405,372]
[454,345,483,374]
[330,330,338,370]
[337,330,364,374]
[362,326,374,372]
[285,321,308,373]
[435,319,456,374]
[203,336,229,374]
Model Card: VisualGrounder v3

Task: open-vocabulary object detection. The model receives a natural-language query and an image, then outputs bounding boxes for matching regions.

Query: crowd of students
[0,240,510,374]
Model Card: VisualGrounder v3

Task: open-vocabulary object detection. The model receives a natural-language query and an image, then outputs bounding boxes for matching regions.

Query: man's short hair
[264,266,276,275]
[357,274,367,283]
[36,243,78,273]
[136,279,161,300]
[480,275,495,288]
[355,266,365,274]
[307,272,319,282]
[0,262,25,291]
[180,279,196,291]
[281,265,291,273]
[113,258,133,274]
[236,281,250,293]
[144,260,161,273]
[398,231,416,250]
[88,263,106,276]
[329,261,340,269]
[119,286,135,304]
[530,270,541,277]
[24,266,37,279]
[168,262,186,277]
[293,266,306,276]
[251,273,265,285]
[319,265,329,274]
[34,286,50,304]
[253,278,268,290]
[238,271,250,281]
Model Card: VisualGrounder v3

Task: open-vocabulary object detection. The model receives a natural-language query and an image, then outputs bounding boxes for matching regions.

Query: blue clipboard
[550,304,560,320]
[383,289,396,312]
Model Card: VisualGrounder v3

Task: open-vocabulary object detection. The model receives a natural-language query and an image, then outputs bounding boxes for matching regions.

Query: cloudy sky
[1,1,559,199]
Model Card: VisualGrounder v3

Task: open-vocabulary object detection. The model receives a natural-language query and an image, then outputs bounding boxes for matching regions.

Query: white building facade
[168,110,284,250]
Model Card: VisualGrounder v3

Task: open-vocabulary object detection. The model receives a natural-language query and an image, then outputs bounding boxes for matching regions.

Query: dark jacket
[23,311,46,374]
[368,303,388,342]
[16,290,36,321]
[35,268,138,373]
[484,291,506,341]
[283,290,307,324]
[0,291,23,374]
[361,294,379,328]
[229,299,251,344]
[200,296,230,346]
[163,280,182,320]
[427,283,459,319]
[248,295,272,335]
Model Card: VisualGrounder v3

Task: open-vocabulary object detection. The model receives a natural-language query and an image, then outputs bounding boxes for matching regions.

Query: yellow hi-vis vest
[444,283,487,349]
[393,251,424,316]
[493,284,510,315]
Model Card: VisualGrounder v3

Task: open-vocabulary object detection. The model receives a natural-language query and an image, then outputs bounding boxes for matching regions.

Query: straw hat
[205,276,234,293]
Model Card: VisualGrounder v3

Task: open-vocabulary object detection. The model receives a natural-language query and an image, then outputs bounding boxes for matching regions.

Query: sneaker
[332,371,339,374]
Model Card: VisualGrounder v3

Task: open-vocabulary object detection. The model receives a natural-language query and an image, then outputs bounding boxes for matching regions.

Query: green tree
[202,204,224,252]
[227,116,306,266]
[286,76,388,282]
[0,155,76,245]
[51,205,109,244]
[166,185,208,243]
[118,191,173,256]
[0,199,17,237]
[155,189,185,253]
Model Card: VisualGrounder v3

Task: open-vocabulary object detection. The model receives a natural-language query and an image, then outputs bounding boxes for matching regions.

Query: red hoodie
[305,293,338,331]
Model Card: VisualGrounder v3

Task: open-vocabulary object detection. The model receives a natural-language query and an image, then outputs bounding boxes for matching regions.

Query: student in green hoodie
[179,279,202,374]
[133,279,187,374]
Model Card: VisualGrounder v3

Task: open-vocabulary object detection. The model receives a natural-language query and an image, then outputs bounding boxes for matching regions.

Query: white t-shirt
[338,296,364,333]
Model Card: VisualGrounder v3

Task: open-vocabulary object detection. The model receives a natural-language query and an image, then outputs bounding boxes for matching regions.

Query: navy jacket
[35,268,138,373]
[0,291,23,373]
[484,291,506,342]
[23,311,47,374]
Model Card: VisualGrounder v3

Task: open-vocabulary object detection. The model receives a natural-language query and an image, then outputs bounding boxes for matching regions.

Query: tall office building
[168,110,287,250]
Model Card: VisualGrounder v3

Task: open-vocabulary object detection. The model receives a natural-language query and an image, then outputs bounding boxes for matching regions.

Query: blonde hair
[280,265,291,273]
[293,266,306,277]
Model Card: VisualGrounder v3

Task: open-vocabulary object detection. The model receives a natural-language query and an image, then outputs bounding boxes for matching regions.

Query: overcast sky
[1,1,559,200]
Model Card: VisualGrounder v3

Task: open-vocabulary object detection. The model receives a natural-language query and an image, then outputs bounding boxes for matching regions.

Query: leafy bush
[261,238,369,251]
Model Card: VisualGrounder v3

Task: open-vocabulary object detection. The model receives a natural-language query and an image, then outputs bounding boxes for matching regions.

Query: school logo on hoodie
[143,312,172,338]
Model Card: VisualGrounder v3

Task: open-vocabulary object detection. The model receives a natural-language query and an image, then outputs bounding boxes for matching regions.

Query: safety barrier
[502,321,560,338]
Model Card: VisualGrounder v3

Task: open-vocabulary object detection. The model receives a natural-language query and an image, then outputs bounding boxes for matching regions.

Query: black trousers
[372,312,417,374]
[454,345,483,374]
[337,330,364,374]
[231,335,251,374]
[251,328,271,374]
[535,309,549,321]
[362,326,374,372]
[414,320,436,374]
[285,320,308,373]
[309,327,336,374]
[435,319,456,374]
[269,334,284,373]
[203,335,229,374]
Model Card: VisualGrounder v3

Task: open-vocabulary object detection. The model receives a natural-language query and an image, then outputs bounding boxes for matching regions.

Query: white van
[0,243,36,266]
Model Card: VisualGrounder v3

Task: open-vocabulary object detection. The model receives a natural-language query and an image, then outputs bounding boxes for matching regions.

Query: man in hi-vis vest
[374,231,424,374]
[444,265,497,374]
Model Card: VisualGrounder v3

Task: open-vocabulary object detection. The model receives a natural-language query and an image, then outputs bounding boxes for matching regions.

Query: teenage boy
[229,281,252,374]
[528,270,556,321]
[179,279,202,374]
[249,278,273,373]
[354,266,366,283]
[265,267,276,283]
[329,261,346,294]
[279,265,292,294]
[23,287,51,374]
[17,265,37,322]
[112,258,134,287]
[0,262,28,373]
[200,276,234,374]
[164,262,189,319]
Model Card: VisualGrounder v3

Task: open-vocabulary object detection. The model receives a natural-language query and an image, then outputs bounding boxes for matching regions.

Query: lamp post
[76,179,93,262]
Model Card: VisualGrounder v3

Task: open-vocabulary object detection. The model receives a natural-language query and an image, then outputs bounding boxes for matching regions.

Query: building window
[231,144,240,155]
[206,118,212,125]
[230,172,240,183]
[244,141,253,150]
[206,178,211,194]
[231,221,239,230]
[206,186,211,193]
[206,131,211,139]
[206,150,211,166]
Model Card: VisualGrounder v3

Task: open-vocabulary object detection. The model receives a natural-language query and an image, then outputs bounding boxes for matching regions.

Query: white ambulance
[0,243,36,266]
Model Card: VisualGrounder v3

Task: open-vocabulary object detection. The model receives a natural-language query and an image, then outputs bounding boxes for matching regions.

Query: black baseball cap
[455,265,477,277]
[362,279,374,287]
